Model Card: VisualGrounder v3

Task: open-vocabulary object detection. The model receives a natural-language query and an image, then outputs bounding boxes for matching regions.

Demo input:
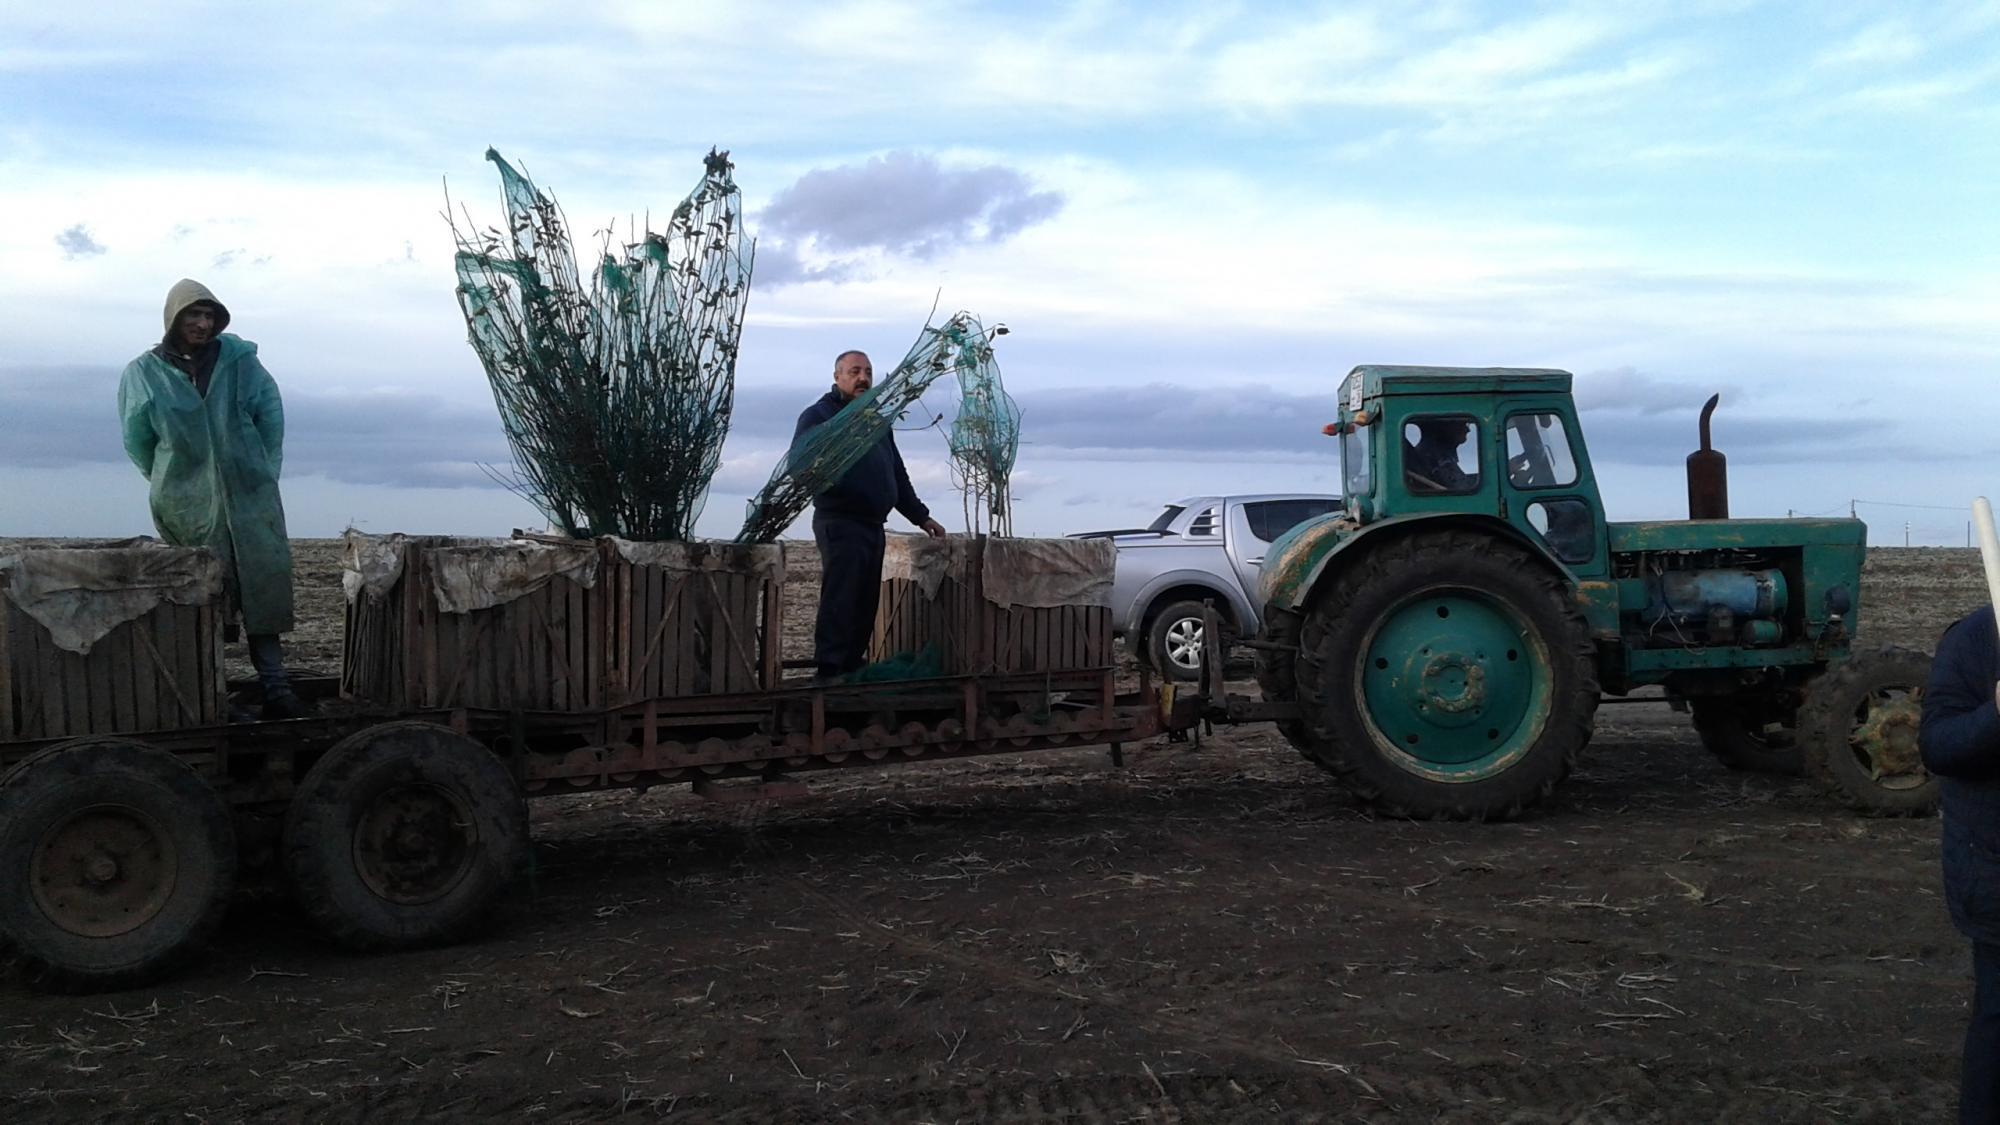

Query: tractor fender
[1261,512,1571,616]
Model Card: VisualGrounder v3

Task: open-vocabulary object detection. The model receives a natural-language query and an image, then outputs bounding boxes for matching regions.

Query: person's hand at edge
[920,518,947,538]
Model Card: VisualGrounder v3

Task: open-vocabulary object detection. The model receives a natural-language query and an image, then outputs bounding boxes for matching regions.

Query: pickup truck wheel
[1145,600,1215,684]
[1798,647,1937,816]
[1295,531,1597,820]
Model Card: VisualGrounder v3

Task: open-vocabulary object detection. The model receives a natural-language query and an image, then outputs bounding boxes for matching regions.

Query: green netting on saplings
[448,147,753,540]
[735,310,1001,543]
[945,317,1019,535]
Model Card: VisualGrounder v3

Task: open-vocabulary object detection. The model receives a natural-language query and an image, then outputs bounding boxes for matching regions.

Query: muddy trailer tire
[1799,647,1938,816]
[0,738,236,992]
[1690,699,1803,776]
[284,721,527,950]
[1295,530,1598,820]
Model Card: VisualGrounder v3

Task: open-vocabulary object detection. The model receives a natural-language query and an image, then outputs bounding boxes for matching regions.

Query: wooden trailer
[0,535,1192,994]
[870,535,1117,675]
[2,543,227,741]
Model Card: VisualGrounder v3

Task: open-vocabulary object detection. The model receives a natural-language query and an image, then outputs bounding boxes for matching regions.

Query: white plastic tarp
[0,543,223,655]
[878,535,1113,608]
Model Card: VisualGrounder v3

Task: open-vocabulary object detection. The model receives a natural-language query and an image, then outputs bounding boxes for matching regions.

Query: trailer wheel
[1799,647,1937,816]
[1690,699,1802,775]
[1295,531,1597,820]
[0,738,235,991]
[285,721,526,950]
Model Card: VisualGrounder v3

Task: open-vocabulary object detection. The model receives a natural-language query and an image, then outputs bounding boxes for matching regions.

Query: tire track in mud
[779,874,1950,1123]
[781,872,1404,1110]
[1248,861,1964,990]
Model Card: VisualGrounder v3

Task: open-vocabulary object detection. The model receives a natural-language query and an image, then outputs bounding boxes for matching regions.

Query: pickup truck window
[1244,499,1343,541]
[1146,505,1185,533]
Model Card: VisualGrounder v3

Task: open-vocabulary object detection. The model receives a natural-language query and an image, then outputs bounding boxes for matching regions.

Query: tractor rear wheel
[1253,607,1316,756]
[1798,647,1937,816]
[1295,530,1597,819]
[285,721,527,950]
[1690,698,1802,775]
[0,738,236,991]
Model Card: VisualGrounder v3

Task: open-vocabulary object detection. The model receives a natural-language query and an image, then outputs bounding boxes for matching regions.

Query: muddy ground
[1,542,1991,1122]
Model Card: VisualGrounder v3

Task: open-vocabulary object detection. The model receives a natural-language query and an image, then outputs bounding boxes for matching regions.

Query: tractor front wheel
[1295,531,1597,819]
[1799,647,1937,816]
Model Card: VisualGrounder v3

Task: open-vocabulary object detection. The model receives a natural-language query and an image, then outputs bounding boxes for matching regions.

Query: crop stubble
[0,539,1988,1122]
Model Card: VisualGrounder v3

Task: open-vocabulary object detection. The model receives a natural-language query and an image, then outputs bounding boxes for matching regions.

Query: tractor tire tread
[0,738,235,993]
[1798,646,1937,817]
[1294,529,1597,820]
[284,721,527,952]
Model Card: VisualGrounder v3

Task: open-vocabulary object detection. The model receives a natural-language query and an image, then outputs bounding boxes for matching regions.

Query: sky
[4,1,1997,545]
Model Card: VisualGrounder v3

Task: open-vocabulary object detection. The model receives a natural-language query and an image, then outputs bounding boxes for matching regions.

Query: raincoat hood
[162,278,231,336]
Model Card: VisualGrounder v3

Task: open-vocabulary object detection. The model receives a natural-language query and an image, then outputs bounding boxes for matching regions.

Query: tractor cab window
[1342,427,1372,498]
[1504,413,1578,489]
[1402,416,1481,494]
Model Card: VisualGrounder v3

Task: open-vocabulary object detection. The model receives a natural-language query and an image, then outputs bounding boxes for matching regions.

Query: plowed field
[1,542,1988,1122]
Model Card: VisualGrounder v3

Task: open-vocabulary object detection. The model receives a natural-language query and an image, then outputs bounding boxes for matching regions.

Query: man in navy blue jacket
[796,350,946,681]
[1921,603,2000,1124]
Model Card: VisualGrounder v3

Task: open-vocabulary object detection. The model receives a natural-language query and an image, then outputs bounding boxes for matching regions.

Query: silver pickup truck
[1071,493,1344,680]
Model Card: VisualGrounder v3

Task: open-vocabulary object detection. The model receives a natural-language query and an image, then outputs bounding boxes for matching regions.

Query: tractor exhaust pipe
[1687,393,1728,520]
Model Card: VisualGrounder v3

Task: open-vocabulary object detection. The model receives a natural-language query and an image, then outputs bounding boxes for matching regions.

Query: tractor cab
[1333,365,1608,577]
[1264,366,1609,611]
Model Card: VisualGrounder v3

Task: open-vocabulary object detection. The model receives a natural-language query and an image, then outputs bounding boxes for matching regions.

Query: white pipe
[1975,497,2000,643]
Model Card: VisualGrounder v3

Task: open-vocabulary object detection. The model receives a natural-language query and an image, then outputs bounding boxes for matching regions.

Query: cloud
[0,365,514,489]
[751,240,866,289]
[1815,21,1925,69]
[55,223,105,259]
[1574,366,1742,415]
[757,151,1063,275]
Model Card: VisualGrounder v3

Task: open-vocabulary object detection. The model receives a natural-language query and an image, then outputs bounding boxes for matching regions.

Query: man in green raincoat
[118,279,308,719]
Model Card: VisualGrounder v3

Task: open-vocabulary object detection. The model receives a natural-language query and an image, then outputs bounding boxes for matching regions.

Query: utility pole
[1850,499,1857,518]
[1905,521,1911,547]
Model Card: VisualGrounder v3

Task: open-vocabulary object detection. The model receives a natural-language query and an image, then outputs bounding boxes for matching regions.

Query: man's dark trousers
[813,513,884,679]
[1966,936,2000,1123]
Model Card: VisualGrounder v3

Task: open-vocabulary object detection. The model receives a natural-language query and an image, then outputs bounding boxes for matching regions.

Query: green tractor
[1251,365,1932,820]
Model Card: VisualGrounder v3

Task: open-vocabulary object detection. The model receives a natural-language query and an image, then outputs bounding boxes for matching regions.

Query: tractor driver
[1404,418,1475,493]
